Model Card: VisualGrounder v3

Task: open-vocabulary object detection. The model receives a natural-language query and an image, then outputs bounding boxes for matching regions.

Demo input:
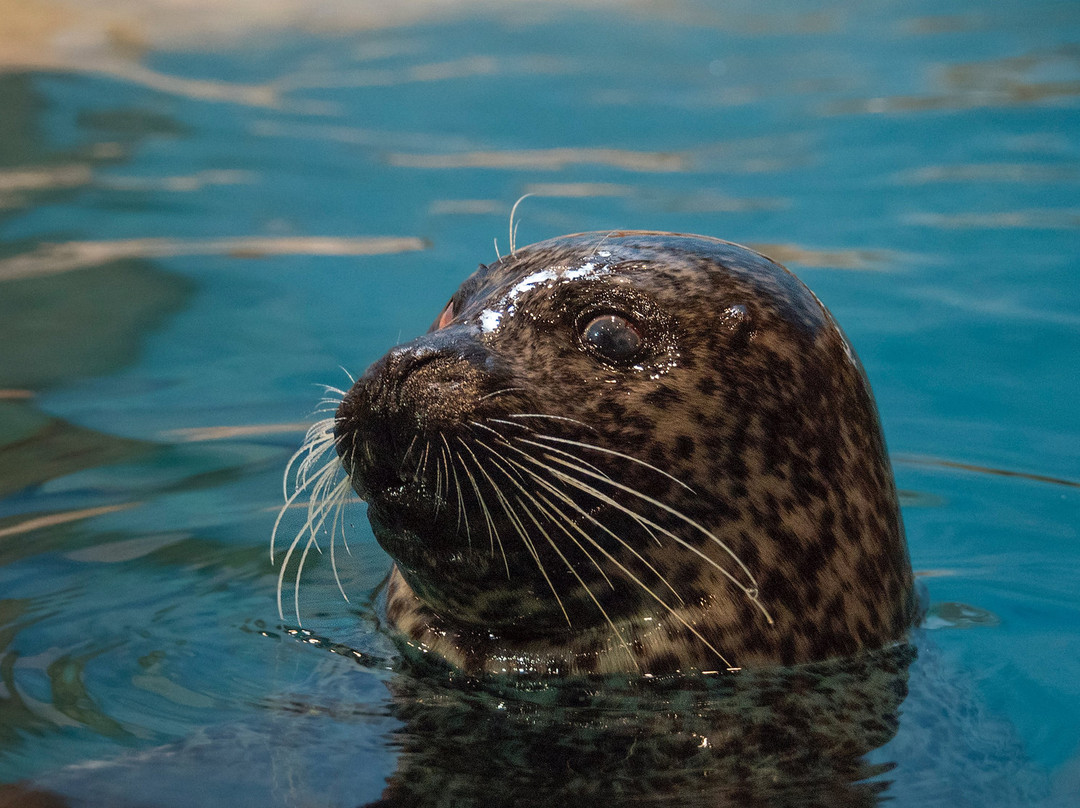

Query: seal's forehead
[472,231,789,288]
[454,237,615,311]
[459,231,827,332]
[464,232,715,294]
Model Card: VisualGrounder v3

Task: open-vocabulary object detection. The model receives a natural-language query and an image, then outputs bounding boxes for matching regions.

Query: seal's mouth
[364,478,457,545]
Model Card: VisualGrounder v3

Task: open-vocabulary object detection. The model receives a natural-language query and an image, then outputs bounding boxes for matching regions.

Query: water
[1,1,1078,805]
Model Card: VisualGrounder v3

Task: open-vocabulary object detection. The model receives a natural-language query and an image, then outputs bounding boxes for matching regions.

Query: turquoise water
[1,1,1078,805]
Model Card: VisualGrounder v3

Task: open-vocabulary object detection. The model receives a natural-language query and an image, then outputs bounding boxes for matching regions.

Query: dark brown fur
[335,231,917,677]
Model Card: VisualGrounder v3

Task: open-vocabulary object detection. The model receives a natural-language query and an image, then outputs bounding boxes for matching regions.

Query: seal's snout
[333,329,501,508]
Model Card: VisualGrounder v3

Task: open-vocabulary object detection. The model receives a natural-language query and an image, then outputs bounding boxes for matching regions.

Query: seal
[282,231,917,678]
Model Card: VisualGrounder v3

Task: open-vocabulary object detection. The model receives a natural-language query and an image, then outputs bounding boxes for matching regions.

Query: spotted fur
[334,231,917,677]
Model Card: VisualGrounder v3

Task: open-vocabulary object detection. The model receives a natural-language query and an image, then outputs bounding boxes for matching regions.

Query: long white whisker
[319,384,349,399]
[494,447,681,603]
[528,452,773,625]
[524,486,613,589]
[508,193,533,254]
[500,413,599,434]
[277,460,347,622]
[293,528,320,626]
[519,488,636,666]
[492,432,613,483]
[433,444,445,515]
[277,418,336,510]
[272,402,357,624]
[478,387,528,402]
[470,422,608,479]
[272,443,337,561]
[475,451,541,568]
[506,435,664,546]
[457,438,510,576]
[506,461,734,669]
[483,453,572,628]
[417,441,432,485]
[534,450,759,588]
[520,434,696,493]
[327,476,353,602]
[467,420,509,441]
[441,434,470,541]
[399,435,419,475]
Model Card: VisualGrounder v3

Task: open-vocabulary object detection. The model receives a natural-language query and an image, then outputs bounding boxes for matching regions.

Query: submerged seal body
[333,231,916,677]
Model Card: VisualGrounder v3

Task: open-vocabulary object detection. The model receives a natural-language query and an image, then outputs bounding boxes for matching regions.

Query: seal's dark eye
[582,314,643,362]
[435,299,456,330]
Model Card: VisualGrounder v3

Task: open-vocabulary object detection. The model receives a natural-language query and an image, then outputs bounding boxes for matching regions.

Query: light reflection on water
[0,1,1077,805]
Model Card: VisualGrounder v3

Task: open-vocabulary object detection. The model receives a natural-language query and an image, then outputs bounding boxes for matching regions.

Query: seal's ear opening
[720,303,754,350]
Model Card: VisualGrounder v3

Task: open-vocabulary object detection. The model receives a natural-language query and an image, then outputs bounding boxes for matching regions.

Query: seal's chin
[363,481,492,571]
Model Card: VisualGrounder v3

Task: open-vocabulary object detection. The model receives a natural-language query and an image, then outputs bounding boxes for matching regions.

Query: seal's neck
[381,566,788,677]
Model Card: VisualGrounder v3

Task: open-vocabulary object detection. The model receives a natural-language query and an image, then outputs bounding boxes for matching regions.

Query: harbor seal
[289,230,917,678]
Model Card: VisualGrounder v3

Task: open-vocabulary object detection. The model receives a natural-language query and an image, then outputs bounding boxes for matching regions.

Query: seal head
[334,231,916,676]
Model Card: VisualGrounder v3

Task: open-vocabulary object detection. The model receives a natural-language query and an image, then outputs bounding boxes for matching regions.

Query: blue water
[1,1,1078,805]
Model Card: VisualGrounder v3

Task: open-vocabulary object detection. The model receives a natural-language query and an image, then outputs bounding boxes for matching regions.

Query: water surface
[1,1,1078,805]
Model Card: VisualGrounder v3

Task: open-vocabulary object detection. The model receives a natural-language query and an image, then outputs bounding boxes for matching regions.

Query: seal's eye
[581,314,643,363]
[435,299,456,330]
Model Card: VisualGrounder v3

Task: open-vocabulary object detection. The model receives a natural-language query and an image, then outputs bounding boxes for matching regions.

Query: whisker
[272,436,337,560]
[277,417,336,508]
[520,434,696,493]
[527,452,773,625]
[504,457,734,669]
[441,434,470,540]
[456,438,510,576]
[271,401,358,624]
[472,454,531,568]
[327,476,353,602]
[467,420,508,441]
[498,434,658,546]
[278,460,347,622]
[433,444,445,515]
[470,421,607,480]
[418,441,432,485]
[508,193,533,255]
[501,413,599,433]
[496,448,680,603]
[532,448,756,585]
[399,435,419,476]
[495,432,612,481]
[319,384,349,399]
[292,525,321,626]
[526,487,613,588]
[520,488,636,665]
[475,453,541,566]
[351,429,362,470]
[478,387,528,402]
[483,452,572,628]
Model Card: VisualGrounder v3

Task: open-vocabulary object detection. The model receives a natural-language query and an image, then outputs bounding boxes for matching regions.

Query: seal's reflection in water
[369,641,914,807]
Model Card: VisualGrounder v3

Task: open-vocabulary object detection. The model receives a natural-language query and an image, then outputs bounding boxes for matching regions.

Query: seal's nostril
[385,344,440,378]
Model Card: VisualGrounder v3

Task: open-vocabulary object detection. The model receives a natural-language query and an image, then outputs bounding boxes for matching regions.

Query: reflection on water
[375,645,918,808]
[0,0,1078,806]
[0,236,427,281]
